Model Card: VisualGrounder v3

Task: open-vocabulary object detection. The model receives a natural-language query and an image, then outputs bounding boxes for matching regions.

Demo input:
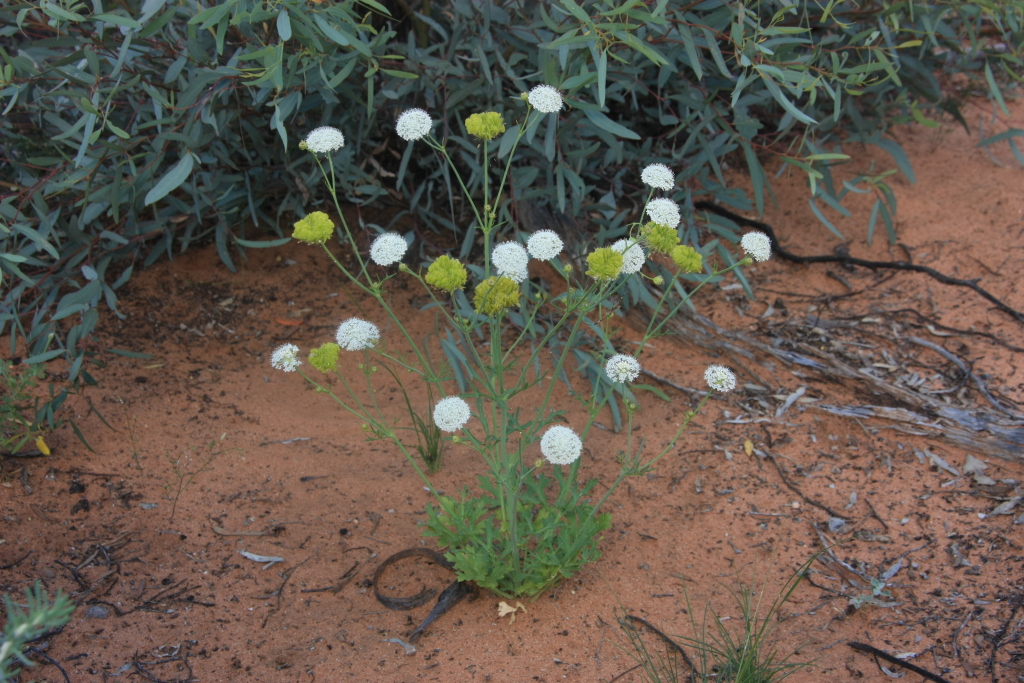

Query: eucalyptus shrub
[272,96,769,598]
[1,0,1021,433]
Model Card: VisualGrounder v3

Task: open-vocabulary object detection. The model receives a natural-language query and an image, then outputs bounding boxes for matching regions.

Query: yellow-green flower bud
[586,247,624,280]
[298,140,308,151]
[465,112,506,141]
[473,276,521,315]
[293,211,334,245]
[308,343,340,373]
[642,221,680,254]
[562,263,573,274]
[425,255,468,293]
[671,245,703,273]
[652,275,664,286]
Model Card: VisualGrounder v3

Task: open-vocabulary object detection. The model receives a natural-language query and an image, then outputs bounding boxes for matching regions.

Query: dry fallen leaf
[497,601,526,624]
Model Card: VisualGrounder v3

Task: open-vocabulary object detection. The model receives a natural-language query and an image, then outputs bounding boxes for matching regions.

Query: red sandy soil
[2,99,1023,683]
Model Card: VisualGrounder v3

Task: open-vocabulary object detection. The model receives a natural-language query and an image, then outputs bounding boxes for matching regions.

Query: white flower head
[641,163,675,191]
[396,108,432,141]
[645,198,681,229]
[527,230,563,261]
[741,231,772,262]
[704,365,736,393]
[611,239,645,275]
[540,425,582,466]
[433,396,472,432]
[270,344,301,372]
[370,232,408,266]
[492,242,529,283]
[605,354,641,384]
[528,85,563,114]
[336,318,380,351]
[304,126,345,154]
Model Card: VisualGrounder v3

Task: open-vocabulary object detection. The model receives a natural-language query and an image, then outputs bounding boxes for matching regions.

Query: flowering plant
[274,90,770,599]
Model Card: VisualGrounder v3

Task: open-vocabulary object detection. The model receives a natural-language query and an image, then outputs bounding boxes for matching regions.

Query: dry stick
[848,642,955,683]
[906,336,1021,417]
[623,615,697,679]
[988,595,1023,678]
[693,201,1024,326]
[765,452,848,519]
[26,646,72,683]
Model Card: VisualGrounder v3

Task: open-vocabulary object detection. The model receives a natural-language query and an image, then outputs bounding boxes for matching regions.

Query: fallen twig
[694,201,1024,326]
[848,642,954,683]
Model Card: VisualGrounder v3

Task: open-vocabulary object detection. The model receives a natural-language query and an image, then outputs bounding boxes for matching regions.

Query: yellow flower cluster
[642,221,680,254]
[671,245,703,273]
[473,276,520,314]
[309,343,340,373]
[292,211,334,245]
[585,247,623,280]
[425,255,468,293]
[465,112,506,141]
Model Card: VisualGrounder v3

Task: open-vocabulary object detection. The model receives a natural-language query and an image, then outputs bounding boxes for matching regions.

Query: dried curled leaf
[497,601,526,624]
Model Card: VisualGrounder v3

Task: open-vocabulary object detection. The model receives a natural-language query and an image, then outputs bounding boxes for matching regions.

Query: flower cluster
[396,109,432,141]
[308,343,340,373]
[303,126,345,154]
[741,232,772,262]
[474,276,521,315]
[426,255,468,293]
[434,396,471,432]
[642,221,679,254]
[641,163,675,191]
[528,85,563,113]
[336,318,380,351]
[527,230,563,261]
[704,365,736,392]
[492,242,529,283]
[611,239,645,275]
[271,344,301,372]
[540,425,582,465]
[586,247,623,280]
[645,198,681,229]
[671,245,703,273]
[292,211,335,245]
[370,233,408,267]
[605,354,641,384]
[466,112,506,141]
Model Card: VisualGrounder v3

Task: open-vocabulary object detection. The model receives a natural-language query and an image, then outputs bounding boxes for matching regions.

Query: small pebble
[86,605,111,619]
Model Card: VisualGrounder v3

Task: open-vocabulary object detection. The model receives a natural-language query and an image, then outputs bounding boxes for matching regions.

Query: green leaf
[91,12,141,29]
[583,109,640,140]
[873,138,916,184]
[234,237,291,248]
[144,154,194,205]
[41,2,85,22]
[277,9,291,41]
[984,61,1010,116]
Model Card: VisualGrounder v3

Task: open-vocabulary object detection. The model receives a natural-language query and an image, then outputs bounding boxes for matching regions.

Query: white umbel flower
[492,242,529,283]
[645,198,681,228]
[304,126,345,154]
[433,396,472,432]
[611,239,645,274]
[336,318,380,351]
[527,230,563,261]
[270,344,301,372]
[370,233,408,266]
[605,354,641,384]
[704,365,736,392]
[396,108,432,141]
[740,231,772,262]
[540,425,582,466]
[528,85,563,113]
[641,163,675,191]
